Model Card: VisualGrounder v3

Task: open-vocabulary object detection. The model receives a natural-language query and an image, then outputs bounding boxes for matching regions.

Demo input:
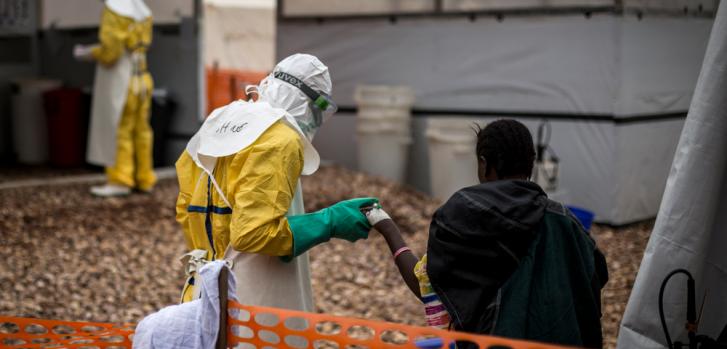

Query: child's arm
[365,207,421,299]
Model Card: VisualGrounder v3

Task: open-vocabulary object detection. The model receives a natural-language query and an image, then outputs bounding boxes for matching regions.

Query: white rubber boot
[90,184,131,197]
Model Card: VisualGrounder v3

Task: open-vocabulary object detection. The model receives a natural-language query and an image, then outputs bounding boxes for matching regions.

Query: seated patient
[367,119,608,348]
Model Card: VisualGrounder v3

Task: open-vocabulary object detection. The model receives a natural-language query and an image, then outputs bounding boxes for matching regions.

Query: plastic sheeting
[279,14,713,224]
[618,3,727,347]
[281,0,437,17]
[204,3,275,72]
[279,15,710,116]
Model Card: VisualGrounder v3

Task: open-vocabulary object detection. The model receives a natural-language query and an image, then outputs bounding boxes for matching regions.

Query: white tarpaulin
[618,3,727,347]
[278,14,712,224]
[203,2,275,72]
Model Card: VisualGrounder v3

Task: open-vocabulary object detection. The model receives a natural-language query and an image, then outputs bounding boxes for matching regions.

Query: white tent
[277,0,716,224]
[618,2,727,347]
[204,0,275,72]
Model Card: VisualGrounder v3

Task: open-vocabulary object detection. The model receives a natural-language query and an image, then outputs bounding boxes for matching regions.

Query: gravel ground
[0,165,96,183]
[0,165,652,348]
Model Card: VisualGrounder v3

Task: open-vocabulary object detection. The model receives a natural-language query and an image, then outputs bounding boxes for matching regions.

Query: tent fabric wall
[618,3,727,346]
[615,17,712,116]
[41,0,194,28]
[280,13,712,224]
[612,120,684,222]
[279,1,719,17]
[281,15,619,114]
[279,15,710,116]
[203,4,275,72]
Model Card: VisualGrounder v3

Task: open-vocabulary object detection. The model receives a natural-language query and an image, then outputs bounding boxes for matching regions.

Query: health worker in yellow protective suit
[176,54,378,309]
[74,0,156,197]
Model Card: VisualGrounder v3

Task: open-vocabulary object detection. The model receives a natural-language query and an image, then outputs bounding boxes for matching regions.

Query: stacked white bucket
[354,85,415,183]
[426,117,481,201]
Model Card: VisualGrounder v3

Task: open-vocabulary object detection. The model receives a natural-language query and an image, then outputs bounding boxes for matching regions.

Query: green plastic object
[285,197,379,259]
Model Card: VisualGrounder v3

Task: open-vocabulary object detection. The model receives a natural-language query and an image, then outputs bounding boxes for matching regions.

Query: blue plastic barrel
[566,205,595,231]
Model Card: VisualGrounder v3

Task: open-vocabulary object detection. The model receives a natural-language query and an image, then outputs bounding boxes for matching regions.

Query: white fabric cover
[278,15,712,224]
[185,101,286,176]
[618,4,727,347]
[185,100,320,182]
[106,0,151,21]
[203,4,275,72]
[86,46,132,167]
[223,182,315,312]
[133,261,238,349]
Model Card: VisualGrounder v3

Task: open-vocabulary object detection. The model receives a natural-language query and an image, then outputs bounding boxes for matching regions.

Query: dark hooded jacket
[427,180,608,348]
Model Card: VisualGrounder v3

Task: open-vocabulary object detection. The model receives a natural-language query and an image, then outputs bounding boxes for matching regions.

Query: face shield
[273,71,338,129]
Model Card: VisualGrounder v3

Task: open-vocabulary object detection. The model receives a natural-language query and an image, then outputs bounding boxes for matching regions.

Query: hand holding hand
[363,203,392,227]
[327,197,379,242]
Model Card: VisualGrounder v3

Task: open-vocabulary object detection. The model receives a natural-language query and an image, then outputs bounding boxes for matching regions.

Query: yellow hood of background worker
[176,54,377,308]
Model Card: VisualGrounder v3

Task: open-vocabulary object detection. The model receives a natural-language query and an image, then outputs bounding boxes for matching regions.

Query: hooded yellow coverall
[92,8,156,190]
[175,121,300,302]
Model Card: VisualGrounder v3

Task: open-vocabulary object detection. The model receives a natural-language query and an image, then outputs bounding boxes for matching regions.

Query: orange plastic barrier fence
[225,301,570,349]
[206,67,268,115]
[1,303,575,349]
[0,316,133,348]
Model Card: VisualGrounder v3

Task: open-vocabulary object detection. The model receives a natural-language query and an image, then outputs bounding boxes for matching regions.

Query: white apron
[86,53,132,166]
[186,100,320,311]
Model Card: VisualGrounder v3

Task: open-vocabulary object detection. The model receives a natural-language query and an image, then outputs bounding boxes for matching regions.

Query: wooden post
[216,267,229,349]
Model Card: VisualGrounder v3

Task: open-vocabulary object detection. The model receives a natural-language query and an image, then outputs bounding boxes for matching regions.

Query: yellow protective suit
[175,121,301,302]
[92,8,156,190]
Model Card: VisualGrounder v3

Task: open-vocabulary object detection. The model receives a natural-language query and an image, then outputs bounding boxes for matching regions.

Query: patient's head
[476,119,535,183]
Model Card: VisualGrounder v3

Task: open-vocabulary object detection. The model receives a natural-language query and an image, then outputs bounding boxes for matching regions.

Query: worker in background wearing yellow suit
[74,0,156,197]
[176,54,378,309]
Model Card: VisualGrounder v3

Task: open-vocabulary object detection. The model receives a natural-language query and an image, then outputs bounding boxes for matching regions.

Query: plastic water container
[356,124,412,182]
[11,78,63,164]
[354,85,414,183]
[566,205,595,230]
[426,118,480,201]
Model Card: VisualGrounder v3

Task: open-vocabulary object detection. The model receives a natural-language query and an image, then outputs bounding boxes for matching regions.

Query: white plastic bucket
[357,128,412,183]
[354,85,415,108]
[426,118,481,201]
[11,78,62,165]
[357,106,411,121]
[355,85,414,183]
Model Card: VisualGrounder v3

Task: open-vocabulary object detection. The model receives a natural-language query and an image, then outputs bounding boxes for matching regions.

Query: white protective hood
[186,100,321,180]
[105,0,151,21]
[258,53,333,142]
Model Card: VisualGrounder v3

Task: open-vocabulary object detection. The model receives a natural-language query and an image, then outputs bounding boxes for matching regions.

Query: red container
[43,87,85,167]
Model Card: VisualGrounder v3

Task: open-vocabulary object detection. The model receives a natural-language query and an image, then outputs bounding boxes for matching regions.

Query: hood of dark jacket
[427,179,548,332]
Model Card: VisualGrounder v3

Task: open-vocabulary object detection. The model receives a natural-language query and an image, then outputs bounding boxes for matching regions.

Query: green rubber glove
[285,197,379,259]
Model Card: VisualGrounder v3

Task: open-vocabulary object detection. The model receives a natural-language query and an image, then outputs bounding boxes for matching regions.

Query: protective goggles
[274,71,338,126]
